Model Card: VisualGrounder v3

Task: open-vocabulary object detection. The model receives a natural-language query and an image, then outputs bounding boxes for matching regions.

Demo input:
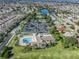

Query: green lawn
[6,36,79,59]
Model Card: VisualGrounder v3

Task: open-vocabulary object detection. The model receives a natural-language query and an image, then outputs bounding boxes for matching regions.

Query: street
[0,34,12,55]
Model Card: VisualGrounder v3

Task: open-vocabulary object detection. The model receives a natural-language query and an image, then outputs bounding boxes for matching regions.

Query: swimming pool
[40,9,49,15]
[23,37,32,43]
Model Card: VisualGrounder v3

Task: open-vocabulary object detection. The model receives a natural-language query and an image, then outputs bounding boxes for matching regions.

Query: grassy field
[4,36,79,59]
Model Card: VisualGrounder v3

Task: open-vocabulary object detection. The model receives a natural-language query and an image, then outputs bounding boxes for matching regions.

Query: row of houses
[0,14,25,33]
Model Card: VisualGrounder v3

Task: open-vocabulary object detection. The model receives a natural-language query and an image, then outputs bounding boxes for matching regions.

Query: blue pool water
[41,9,49,14]
[23,37,32,43]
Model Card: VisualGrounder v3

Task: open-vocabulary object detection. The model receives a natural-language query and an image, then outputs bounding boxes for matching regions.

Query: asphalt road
[0,34,12,55]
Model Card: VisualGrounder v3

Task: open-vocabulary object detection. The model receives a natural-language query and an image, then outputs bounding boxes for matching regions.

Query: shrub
[1,46,14,58]
[23,46,32,53]
[63,36,76,48]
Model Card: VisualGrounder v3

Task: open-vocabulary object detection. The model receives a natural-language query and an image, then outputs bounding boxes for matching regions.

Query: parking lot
[23,19,49,33]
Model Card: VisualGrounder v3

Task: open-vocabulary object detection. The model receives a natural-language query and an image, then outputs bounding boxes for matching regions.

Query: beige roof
[63,32,74,37]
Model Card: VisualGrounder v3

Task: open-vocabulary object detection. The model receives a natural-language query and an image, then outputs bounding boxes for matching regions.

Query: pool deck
[18,33,37,46]
[18,33,55,46]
